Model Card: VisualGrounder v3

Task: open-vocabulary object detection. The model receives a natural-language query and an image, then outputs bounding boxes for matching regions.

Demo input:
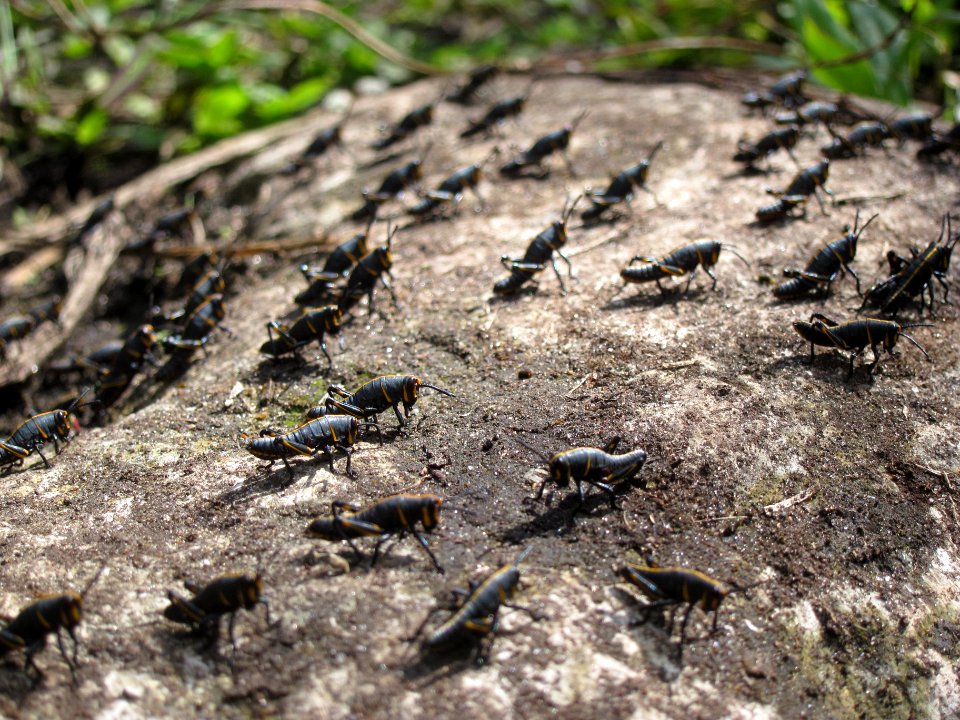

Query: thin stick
[564,374,592,399]
[215,0,440,76]
[696,514,750,524]
[763,485,818,515]
[907,462,954,491]
[660,359,699,371]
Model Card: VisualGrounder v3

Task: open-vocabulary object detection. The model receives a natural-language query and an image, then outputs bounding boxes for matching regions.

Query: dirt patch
[1,74,959,719]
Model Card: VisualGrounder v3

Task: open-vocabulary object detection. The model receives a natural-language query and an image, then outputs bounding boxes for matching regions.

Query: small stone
[518,369,532,380]
[743,655,774,679]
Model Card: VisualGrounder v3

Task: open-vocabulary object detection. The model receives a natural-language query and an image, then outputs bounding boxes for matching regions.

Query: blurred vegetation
[0,0,958,213]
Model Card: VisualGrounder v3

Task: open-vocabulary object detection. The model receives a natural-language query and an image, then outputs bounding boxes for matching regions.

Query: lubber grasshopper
[296,231,370,306]
[156,294,227,381]
[312,374,455,429]
[0,391,89,472]
[172,251,218,298]
[304,231,370,279]
[774,211,875,299]
[733,126,801,170]
[445,64,498,105]
[754,195,806,224]
[862,213,958,316]
[821,121,891,159]
[371,101,435,151]
[774,100,842,128]
[308,494,445,573]
[620,240,749,294]
[0,296,63,359]
[767,70,808,108]
[163,573,269,652]
[281,105,353,174]
[499,110,587,177]
[259,306,343,368]
[767,159,833,214]
[494,196,580,295]
[793,313,931,378]
[618,560,748,663]
[242,414,382,478]
[412,546,541,662]
[529,436,648,510]
[581,141,663,222]
[0,565,104,683]
[350,157,427,223]
[889,112,934,144]
[739,70,807,114]
[49,341,125,377]
[337,226,398,315]
[156,269,226,326]
[459,85,532,138]
[917,122,960,161]
[407,151,496,218]
[94,324,157,409]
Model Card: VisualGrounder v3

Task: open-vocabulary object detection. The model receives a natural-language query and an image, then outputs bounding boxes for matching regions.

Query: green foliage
[0,0,957,205]
[782,0,955,108]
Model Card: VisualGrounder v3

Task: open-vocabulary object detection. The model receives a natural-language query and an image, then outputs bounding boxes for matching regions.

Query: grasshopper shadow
[487,285,545,304]
[603,286,707,312]
[610,586,685,680]
[0,663,40,705]
[251,354,336,385]
[220,462,318,504]
[500,492,621,543]
[304,542,422,575]
[766,352,880,388]
[402,645,484,685]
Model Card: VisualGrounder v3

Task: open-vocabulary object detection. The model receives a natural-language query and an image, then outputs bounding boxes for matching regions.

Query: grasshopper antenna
[515,544,535,566]
[419,383,456,398]
[562,194,584,224]
[897,327,932,361]
[721,244,751,268]
[569,109,589,133]
[853,210,879,238]
[80,563,109,600]
[646,140,664,163]
[511,435,551,463]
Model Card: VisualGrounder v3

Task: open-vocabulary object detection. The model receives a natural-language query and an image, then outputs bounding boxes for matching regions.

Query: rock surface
[1,74,959,719]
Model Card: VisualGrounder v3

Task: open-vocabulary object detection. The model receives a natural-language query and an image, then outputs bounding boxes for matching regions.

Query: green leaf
[344,41,379,75]
[796,0,860,51]
[848,1,894,49]
[75,108,108,146]
[192,84,250,138]
[62,35,93,60]
[253,76,330,121]
[802,15,857,62]
[206,29,237,68]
